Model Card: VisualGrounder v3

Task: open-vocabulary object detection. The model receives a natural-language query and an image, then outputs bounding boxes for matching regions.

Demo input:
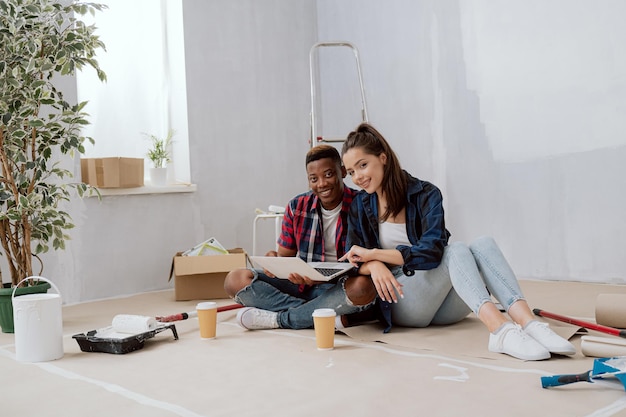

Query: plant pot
[0,281,51,333]
[150,167,168,186]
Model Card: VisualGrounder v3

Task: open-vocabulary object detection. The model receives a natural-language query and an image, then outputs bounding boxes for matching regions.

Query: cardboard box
[80,157,144,188]
[169,248,248,301]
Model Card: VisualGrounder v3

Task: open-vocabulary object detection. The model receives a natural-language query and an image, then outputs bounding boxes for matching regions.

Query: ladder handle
[309,41,368,147]
[312,41,356,48]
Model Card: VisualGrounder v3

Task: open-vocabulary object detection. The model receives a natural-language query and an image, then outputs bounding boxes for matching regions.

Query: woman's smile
[342,147,384,194]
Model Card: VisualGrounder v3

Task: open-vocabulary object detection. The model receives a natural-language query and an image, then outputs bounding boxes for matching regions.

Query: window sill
[90,182,197,197]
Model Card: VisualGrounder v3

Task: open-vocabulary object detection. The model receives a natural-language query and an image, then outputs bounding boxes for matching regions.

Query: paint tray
[72,323,179,354]
[593,357,626,389]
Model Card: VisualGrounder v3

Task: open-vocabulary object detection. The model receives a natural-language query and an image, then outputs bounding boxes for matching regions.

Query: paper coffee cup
[312,308,336,350]
[196,302,218,339]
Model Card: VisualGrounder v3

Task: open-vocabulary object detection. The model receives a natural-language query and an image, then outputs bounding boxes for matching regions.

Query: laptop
[249,256,355,282]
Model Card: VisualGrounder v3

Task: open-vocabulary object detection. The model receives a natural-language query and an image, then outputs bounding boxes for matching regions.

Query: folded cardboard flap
[174,248,246,275]
[169,248,247,301]
[80,157,144,188]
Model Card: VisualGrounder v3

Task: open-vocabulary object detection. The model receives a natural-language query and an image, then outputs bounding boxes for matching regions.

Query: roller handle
[541,371,592,388]
[533,308,626,338]
[156,303,244,322]
[156,312,195,323]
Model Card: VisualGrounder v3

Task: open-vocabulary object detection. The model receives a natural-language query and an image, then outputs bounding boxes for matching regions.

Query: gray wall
[27,0,626,305]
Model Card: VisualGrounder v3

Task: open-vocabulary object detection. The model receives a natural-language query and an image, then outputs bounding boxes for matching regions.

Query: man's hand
[287,272,325,286]
[260,250,279,276]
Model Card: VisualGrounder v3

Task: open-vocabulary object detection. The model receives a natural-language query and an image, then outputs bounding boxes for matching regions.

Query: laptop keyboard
[314,267,344,277]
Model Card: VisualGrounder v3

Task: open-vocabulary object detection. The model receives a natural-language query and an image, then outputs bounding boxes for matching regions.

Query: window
[77,0,190,185]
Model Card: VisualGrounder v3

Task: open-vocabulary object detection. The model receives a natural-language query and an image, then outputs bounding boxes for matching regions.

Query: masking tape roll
[595,294,626,329]
[112,314,158,334]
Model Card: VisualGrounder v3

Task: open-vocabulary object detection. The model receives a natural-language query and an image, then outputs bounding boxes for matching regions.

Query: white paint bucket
[12,276,63,362]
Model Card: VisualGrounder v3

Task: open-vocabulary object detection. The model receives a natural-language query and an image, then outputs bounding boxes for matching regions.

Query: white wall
[316,0,626,284]
[28,0,626,305]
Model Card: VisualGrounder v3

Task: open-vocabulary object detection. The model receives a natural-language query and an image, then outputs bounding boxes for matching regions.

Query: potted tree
[144,129,174,186]
[0,0,107,332]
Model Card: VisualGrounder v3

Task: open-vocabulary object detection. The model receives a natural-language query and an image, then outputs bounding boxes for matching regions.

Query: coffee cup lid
[312,308,336,317]
[196,301,217,310]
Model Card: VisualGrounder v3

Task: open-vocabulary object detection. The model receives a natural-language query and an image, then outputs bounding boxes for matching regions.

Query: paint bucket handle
[11,276,61,300]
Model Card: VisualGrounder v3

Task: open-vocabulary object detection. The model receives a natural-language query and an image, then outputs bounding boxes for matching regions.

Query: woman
[339,123,575,361]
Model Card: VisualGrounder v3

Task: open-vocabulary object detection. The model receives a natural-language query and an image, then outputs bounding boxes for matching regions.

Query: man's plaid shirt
[277,186,357,262]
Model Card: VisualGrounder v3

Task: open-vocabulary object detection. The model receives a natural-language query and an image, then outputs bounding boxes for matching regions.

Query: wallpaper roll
[595,294,626,329]
[581,335,626,358]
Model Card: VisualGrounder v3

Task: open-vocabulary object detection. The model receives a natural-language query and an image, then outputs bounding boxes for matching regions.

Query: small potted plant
[0,0,107,332]
[144,129,174,186]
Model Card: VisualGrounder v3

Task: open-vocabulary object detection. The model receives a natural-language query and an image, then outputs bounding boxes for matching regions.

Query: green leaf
[28,119,44,127]
[0,0,107,283]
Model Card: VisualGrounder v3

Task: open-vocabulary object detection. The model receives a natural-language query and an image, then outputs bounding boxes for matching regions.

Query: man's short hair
[305,144,342,167]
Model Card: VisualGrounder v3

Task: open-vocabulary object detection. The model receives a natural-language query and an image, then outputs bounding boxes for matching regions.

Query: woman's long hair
[342,123,407,222]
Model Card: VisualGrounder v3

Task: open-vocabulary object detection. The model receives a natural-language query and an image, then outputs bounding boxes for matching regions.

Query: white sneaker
[524,320,576,356]
[236,307,279,330]
[488,322,551,361]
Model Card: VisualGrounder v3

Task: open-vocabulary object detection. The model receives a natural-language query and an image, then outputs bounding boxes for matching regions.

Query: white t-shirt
[379,221,410,249]
[321,204,342,261]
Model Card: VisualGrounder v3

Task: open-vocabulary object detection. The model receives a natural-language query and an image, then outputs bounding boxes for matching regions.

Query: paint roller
[96,304,243,337]
[111,314,160,334]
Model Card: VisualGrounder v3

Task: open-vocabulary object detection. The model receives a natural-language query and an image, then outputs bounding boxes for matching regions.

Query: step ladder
[309,41,369,147]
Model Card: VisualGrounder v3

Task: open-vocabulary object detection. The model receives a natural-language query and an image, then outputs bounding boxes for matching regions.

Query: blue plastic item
[541,357,626,390]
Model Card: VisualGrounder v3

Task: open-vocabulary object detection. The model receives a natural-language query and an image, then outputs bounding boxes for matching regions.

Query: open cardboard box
[80,157,144,188]
[169,248,248,301]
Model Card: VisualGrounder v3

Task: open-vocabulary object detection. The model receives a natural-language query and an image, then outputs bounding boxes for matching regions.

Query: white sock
[335,315,345,329]
[492,321,512,335]
[523,320,540,330]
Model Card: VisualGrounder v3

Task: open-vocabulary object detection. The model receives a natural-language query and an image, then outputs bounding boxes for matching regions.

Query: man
[224,145,377,330]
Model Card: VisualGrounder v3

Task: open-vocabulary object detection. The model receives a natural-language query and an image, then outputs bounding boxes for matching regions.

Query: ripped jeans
[233,269,375,329]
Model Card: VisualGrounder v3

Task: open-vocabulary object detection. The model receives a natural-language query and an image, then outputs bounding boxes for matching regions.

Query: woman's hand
[364,260,404,303]
[340,245,404,302]
[339,244,372,266]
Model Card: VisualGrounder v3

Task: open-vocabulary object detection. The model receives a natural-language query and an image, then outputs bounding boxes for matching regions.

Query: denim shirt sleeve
[396,178,449,273]
[345,191,379,250]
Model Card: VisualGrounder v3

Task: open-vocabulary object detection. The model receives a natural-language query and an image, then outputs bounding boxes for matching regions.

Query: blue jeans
[391,236,524,327]
[233,269,375,329]
[391,262,470,328]
[448,235,526,315]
